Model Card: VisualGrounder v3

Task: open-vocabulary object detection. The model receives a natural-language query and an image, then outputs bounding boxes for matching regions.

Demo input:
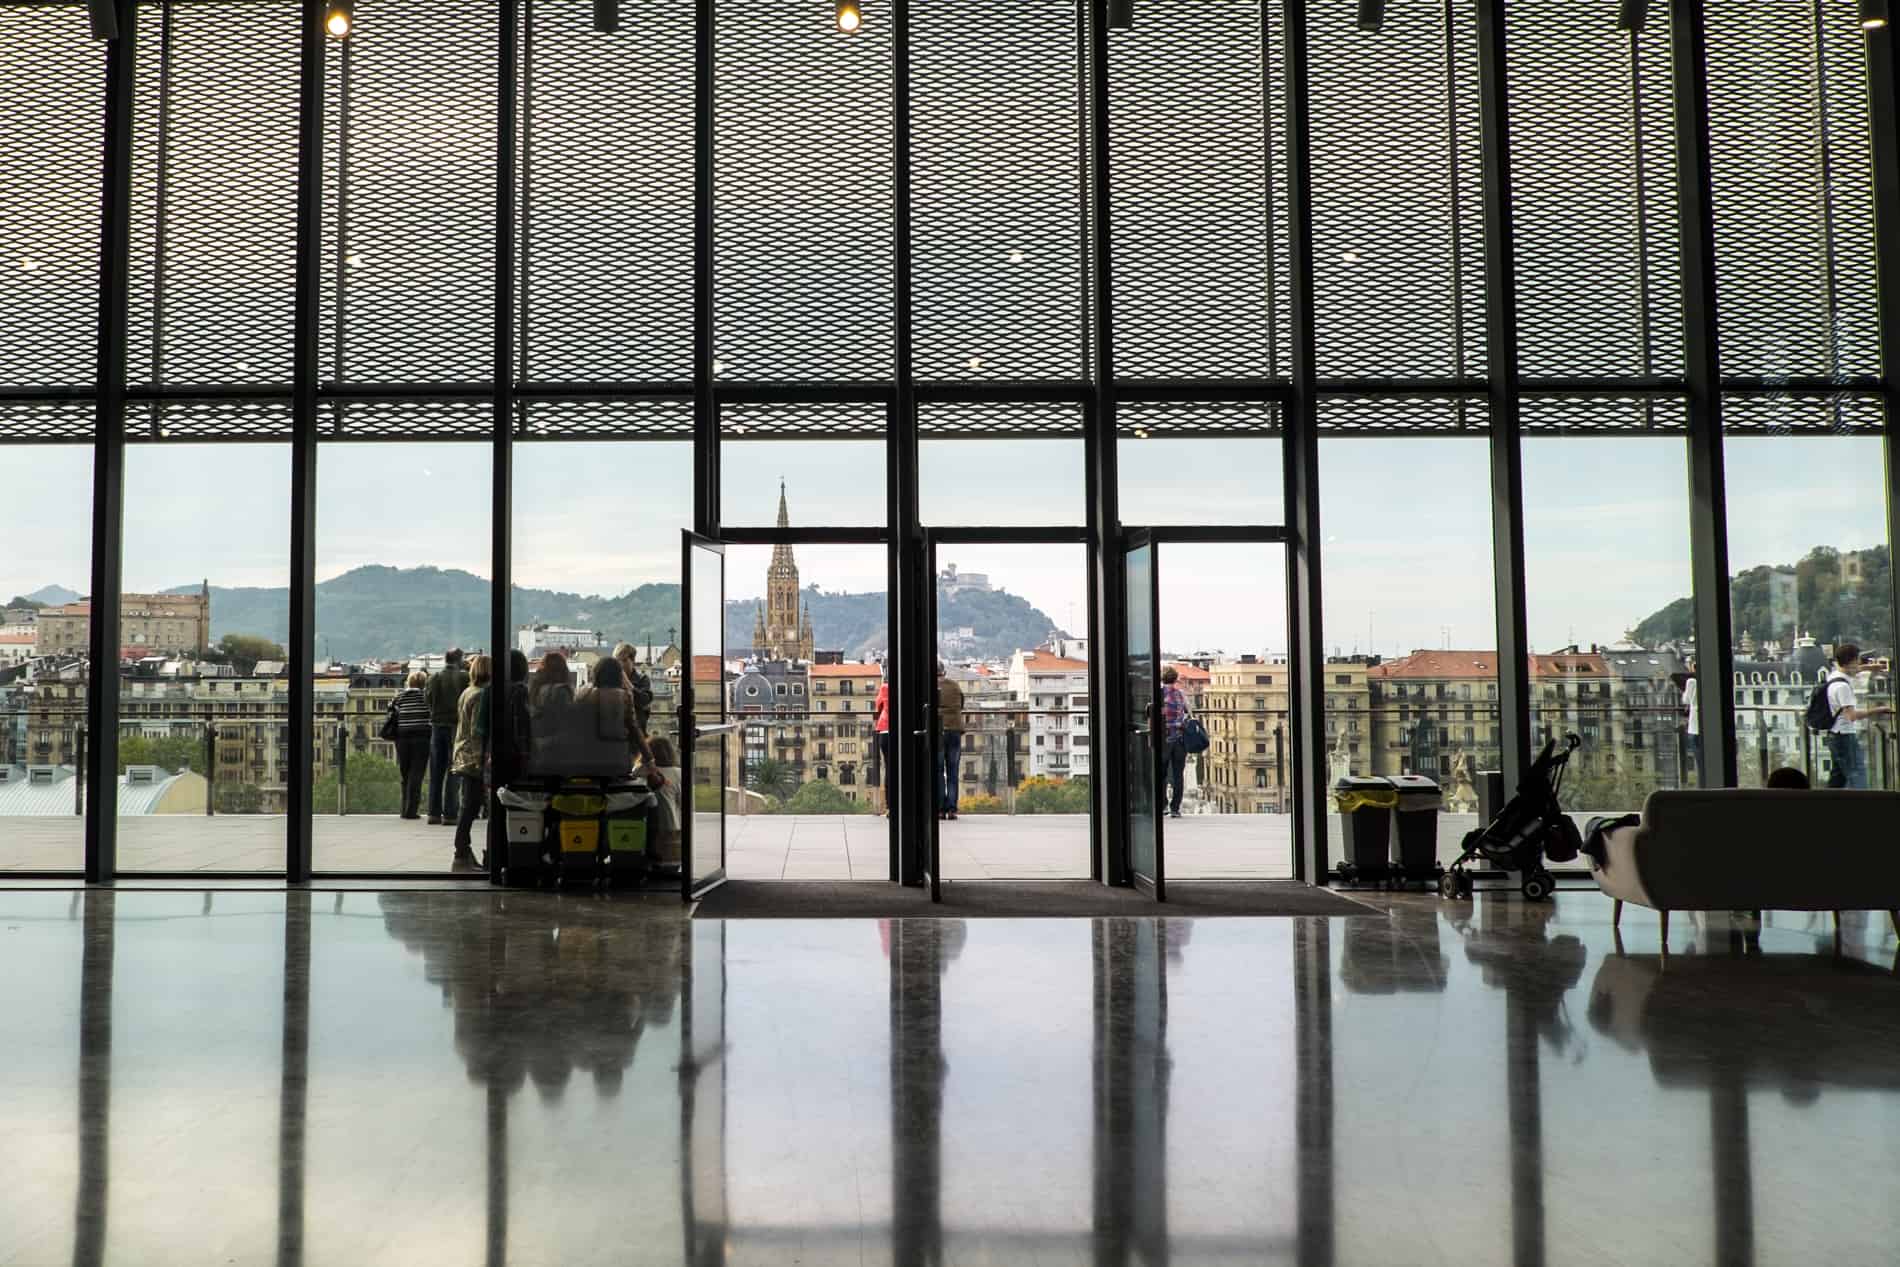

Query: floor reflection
[8,889,1898,1265]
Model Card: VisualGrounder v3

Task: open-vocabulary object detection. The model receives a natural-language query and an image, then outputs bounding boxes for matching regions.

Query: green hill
[143,566,1064,663]
[1633,545,1892,652]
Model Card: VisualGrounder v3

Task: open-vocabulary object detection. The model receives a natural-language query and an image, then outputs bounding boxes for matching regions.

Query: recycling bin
[1333,776,1397,870]
[1386,773,1442,874]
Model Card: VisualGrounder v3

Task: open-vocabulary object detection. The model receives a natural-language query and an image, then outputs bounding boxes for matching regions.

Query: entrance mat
[691,880,1380,919]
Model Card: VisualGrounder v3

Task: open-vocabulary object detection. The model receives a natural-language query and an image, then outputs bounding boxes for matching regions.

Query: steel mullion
[1281,0,1325,888]
[85,0,138,885]
[1475,0,1531,793]
[693,0,716,535]
[286,0,326,884]
[1671,0,1737,787]
[892,0,921,887]
[486,0,521,884]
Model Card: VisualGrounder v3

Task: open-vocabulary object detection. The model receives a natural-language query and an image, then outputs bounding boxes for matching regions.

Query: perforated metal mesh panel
[1316,394,1486,435]
[714,0,894,382]
[318,398,492,439]
[916,401,1083,438]
[128,397,296,442]
[908,0,1084,382]
[1705,0,1880,378]
[718,401,887,439]
[517,398,694,438]
[1307,0,1484,379]
[1520,394,1688,434]
[1107,0,1288,380]
[1115,400,1282,439]
[1722,391,1885,435]
[0,400,97,443]
[1507,10,1681,377]
[321,0,499,384]
[0,4,105,391]
[518,0,693,385]
[128,0,301,390]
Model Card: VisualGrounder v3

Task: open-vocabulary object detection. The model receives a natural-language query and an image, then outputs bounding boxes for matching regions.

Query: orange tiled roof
[1530,652,1607,676]
[1022,652,1088,671]
[692,655,724,682]
[1370,650,1498,680]
[809,662,881,677]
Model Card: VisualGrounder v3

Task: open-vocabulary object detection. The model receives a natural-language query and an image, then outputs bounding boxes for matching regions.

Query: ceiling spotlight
[1862,0,1889,29]
[86,0,118,41]
[967,356,983,371]
[1008,249,1025,264]
[835,0,861,33]
[1617,0,1649,30]
[1108,0,1133,31]
[324,0,352,39]
[344,251,361,267]
[593,0,618,32]
[20,257,38,271]
[1357,0,1384,33]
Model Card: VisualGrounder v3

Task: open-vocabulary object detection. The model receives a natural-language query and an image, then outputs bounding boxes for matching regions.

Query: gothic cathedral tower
[751,481,815,662]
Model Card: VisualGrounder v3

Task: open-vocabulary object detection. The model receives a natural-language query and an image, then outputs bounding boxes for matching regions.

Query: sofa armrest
[1591,824,1654,909]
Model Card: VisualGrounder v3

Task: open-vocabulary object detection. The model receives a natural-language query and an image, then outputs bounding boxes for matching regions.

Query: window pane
[1705,0,1879,377]
[323,0,499,383]
[118,440,290,872]
[1322,429,1498,869]
[714,0,893,380]
[1723,396,1894,790]
[1523,407,1695,813]
[0,6,105,389]
[722,433,887,529]
[920,440,1084,527]
[0,445,93,872]
[1108,0,1288,378]
[313,441,491,870]
[1117,402,1283,527]
[1308,0,1484,377]
[910,0,1084,380]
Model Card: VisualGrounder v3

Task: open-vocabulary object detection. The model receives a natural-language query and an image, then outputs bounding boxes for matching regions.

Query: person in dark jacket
[390,671,433,819]
[425,648,469,824]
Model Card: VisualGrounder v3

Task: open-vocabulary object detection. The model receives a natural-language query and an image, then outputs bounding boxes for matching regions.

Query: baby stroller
[1439,733,1584,902]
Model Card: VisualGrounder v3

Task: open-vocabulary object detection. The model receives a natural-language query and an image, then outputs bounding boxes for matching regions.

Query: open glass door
[681,532,736,900]
[1124,532,1164,897]
[917,531,943,900]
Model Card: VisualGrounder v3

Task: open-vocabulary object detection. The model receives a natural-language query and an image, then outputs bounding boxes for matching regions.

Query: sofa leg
[1613,898,1623,929]
[1659,909,1669,950]
[1891,910,1899,939]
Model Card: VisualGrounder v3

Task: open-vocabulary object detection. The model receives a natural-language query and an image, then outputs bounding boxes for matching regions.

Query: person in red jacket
[874,671,892,816]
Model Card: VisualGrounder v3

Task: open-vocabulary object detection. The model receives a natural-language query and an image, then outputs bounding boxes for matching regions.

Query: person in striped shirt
[390,671,433,819]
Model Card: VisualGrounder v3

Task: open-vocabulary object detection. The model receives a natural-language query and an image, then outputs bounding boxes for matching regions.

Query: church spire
[776,478,790,530]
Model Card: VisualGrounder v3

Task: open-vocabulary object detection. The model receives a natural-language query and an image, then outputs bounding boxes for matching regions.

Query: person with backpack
[1160,665,1194,819]
[1810,643,1891,789]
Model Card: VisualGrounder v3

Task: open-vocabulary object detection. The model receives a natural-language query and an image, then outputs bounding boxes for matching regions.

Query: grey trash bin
[1333,776,1396,871]
[1386,773,1441,875]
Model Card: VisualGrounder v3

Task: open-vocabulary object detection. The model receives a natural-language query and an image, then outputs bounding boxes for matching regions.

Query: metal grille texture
[321,0,500,384]
[719,401,886,439]
[0,399,98,443]
[1705,0,1881,378]
[129,397,296,442]
[518,398,694,439]
[1115,400,1282,439]
[1507,9,1681,378]
[1520,394,1689,434]
[909,0,1085,382]
[129,0,302,390]
[916,401,1083,438]
[714,0,894,382]
[1107,0,1288,380]
[1306,0,1485,379]
[1721,391,1885,435]
[0,4,106,391]
[518,0,693,385]
[1316,394,1487,435]
[318,398,493,440]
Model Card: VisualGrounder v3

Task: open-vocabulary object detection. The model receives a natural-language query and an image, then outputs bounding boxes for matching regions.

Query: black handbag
[379,700,401,743]
[1182,716,1210,754]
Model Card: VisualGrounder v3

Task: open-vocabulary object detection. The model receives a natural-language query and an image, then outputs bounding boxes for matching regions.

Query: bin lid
[1388,773,1439,791]
[1334,776,1391,790]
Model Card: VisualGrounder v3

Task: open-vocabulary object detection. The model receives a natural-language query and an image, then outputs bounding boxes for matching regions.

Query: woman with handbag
[1160,666,1199,820]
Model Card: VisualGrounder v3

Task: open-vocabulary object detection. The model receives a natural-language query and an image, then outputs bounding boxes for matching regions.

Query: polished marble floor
[2,887,1897,1265]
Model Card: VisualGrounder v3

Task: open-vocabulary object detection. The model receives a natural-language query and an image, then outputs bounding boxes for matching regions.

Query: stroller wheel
[1438,871,1462,901]
[1521,870,1553,902]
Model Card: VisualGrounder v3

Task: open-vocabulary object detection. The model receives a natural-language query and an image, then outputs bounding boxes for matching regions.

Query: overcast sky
[3,432,1888,660]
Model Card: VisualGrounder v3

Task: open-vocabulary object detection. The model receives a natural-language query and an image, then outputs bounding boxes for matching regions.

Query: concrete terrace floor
[1,811,1498,877]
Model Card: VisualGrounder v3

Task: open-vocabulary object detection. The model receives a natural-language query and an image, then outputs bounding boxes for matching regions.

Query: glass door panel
[681,533,731,899]
[1123,534,1162,896]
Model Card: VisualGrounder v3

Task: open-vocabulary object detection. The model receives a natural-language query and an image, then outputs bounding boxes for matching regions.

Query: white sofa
[1588,789,1900,941]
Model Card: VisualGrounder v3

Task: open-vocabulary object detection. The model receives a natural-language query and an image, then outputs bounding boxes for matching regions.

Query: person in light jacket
[450,654,492,866]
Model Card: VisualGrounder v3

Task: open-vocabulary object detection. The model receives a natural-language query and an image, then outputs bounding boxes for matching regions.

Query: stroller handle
[1563,732,1581,750]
